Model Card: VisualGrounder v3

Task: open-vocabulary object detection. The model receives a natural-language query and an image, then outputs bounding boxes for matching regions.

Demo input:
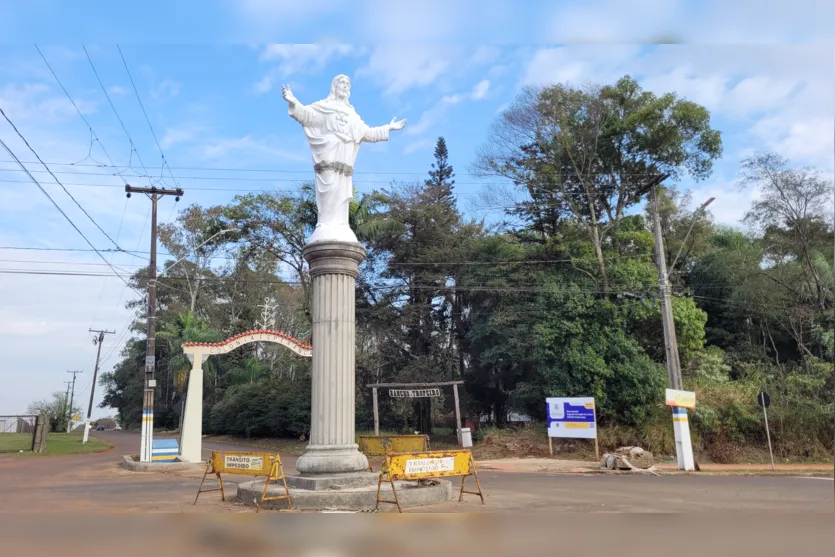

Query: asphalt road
[0,430,831,514]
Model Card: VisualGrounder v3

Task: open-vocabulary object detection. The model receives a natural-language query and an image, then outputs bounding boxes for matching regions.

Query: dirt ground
[0,431,832,515]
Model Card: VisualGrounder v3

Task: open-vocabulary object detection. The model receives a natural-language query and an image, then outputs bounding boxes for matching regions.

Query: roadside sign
[376,449,484,512]
[757,391,770,408]
[388,388,441,398]
[757,392,775,471]
[665,389,696,409]
[546,397,597,439]
[72,414,79,421]
[195,450,291,513]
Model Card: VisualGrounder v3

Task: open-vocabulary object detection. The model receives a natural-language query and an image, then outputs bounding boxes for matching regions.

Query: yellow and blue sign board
[151,438,179,462]
[546,397,597,439]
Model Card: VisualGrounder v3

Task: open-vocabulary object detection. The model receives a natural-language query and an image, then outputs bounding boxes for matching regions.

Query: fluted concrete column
[295,241,369,474]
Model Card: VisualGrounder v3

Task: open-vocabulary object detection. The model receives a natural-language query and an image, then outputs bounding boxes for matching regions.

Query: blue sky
[0,2,833,417]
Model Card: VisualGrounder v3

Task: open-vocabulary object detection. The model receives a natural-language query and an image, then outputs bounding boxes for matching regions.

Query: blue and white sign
[546,397,597,439]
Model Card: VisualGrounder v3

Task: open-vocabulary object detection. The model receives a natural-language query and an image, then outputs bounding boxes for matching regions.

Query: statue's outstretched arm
[362,117,407,143]
[282,84,322,127]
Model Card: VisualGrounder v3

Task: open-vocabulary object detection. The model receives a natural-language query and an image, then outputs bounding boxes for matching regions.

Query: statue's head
[328,74,351,102]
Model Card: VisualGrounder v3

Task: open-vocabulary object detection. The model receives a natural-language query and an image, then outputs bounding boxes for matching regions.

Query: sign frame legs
[193,459,225,505]
[256,457,293,513]
[457,452,485,504]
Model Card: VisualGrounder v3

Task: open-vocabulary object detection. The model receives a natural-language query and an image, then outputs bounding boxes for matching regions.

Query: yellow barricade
[193,451,293,513]
[375,449,484,513]
[358,434,430,471]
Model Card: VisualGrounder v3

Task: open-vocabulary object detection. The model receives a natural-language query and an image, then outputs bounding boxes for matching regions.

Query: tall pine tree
[425,136,455,204]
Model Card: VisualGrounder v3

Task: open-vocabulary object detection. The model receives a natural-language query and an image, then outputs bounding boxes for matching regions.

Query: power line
[116,44,180,190]
[0,107,125,250]
[0,137,141,297]
[82,44,155,186]
[34,44,131,186]
[0,158,723,179]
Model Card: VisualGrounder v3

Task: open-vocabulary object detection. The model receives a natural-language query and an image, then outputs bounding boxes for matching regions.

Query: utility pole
[649,176,696,471]
[83,328,115,443]
[66,370,82,433]
[126,184,182,462]
[62,380,72,432]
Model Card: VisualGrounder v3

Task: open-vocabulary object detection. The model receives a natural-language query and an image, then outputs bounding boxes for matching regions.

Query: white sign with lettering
[224,455,264,471]
[404,457,456,475]
[389,388,441,398]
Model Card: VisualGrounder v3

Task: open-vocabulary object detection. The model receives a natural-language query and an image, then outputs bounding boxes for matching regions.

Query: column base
[295,443,370,475]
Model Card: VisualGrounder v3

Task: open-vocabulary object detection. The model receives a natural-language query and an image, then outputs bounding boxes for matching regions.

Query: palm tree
[156,311,219,434]
[299,182,404,242]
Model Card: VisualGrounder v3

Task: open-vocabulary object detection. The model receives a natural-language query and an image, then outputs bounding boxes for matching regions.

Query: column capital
[303,240,367,279]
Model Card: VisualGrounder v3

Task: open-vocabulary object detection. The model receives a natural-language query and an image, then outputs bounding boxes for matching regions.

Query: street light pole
[669,197,715,272]
[650,177,696,471]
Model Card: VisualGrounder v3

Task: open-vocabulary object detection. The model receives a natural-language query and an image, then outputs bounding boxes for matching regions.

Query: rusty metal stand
[458,453,485,504]
[193,458,225,505]
[375,462,402,513]
[257,457,293,513]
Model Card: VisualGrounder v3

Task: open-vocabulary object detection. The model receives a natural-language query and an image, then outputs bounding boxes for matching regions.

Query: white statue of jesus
[282,75,407,244]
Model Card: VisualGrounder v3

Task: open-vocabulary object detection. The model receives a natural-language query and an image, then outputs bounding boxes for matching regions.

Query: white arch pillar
[178,330,312,463]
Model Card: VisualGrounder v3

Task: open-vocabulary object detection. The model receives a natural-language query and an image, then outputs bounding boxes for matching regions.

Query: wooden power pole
[83,328,115,443]
[65,370,82,433]
[126,184,182,462]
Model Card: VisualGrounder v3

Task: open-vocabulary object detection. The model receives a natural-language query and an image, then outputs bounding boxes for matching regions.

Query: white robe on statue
[289,97,389,244]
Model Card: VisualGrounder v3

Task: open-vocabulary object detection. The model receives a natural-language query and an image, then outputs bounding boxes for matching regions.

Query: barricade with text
[358,434,430,471]
[193,451,292,513]
[375,449,484,513]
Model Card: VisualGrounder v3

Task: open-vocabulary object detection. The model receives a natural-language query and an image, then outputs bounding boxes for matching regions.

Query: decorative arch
[182,329,312,358]
[178,329,311,463]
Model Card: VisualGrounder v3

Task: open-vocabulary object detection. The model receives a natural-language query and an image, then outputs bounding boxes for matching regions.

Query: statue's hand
[388,116,407,131]
[281,84,298,105]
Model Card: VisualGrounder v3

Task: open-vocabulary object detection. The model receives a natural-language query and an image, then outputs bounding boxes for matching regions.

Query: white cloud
[357,45,457,96]
[0,84,97,124]
[403,138,434,155]
[471,80,490,101]
[545,0,835,43]
[201,135,307,163]
[471,46,502,65]
[151,79,181,100]
[519,45,834,168]
[253,44,360,95]
[160,125,208,149]
[406,80,491,137]
[107,85,128,96]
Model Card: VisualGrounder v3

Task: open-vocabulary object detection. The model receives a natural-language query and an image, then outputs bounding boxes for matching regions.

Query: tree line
[100,75,834,460]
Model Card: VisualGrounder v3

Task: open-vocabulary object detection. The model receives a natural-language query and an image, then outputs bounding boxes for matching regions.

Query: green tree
[27,392,82,433]
[473,75,723,293]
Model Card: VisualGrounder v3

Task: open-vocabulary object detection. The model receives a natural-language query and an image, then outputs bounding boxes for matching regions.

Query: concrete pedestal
[236,477,453,511]
[295,240,369,475]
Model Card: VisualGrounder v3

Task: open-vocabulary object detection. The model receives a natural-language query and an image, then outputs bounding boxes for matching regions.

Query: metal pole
[650,178,695,471]
[762,401,775,472]
[83,329,114,443]
[66,370,82,433]
[372,387,379,436]
[453,383,462,446]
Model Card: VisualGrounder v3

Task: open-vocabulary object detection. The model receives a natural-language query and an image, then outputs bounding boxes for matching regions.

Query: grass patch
[0,432,111,456]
